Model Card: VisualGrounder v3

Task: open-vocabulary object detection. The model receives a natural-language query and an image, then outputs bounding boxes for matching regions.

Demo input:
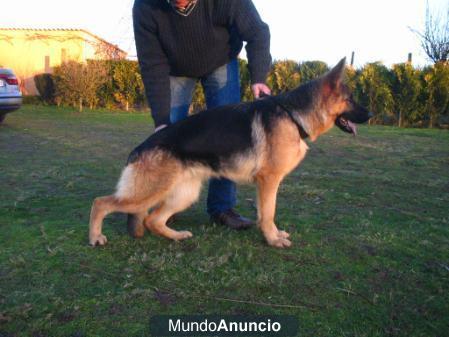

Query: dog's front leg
[256,175,291,248]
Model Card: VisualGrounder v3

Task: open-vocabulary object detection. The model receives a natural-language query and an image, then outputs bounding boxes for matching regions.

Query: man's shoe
[210,209,255,230]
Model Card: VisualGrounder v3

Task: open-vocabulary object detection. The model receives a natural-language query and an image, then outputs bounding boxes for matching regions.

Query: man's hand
[154,124,167,133]
[251,83,271,99]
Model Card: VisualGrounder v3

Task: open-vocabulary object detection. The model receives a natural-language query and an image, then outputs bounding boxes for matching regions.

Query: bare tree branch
[411,1,449,63]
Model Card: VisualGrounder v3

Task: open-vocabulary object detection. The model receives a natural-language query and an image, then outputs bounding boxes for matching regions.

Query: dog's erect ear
[324,57,346,91]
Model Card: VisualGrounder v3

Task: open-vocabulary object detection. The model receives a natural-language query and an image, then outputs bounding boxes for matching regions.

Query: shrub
[298,60,329,82]
[34,73,55,104]
[22,96,44,105]
[112,60,145,111]
[191,81,206,113]
[41,56,449,129]
[239,58,253,102]
[422,62,449,127]
[391,63,423,127]
[267,60,301,95]
[97,60,117,109]
[358,62,395,124]
[53,60,108,112]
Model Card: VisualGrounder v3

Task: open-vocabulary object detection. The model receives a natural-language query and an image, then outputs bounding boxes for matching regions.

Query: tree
[112,60,144,111]
[345,65,359,93]
[238,58,253,102]
[267,60,301,95]
[422,62,449,127]
[345,66,367,114]
[358,62,394,124]
[298,60,329,83]
[391,63,423,127]
[412,2,449,63]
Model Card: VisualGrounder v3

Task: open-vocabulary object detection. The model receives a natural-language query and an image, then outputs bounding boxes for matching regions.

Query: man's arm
[229,0,272,97]
[133,1,171,127]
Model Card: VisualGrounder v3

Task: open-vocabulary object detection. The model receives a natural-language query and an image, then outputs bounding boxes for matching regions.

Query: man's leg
[127,76,196,237]
[201,59,253,229]
[168,76,197,123]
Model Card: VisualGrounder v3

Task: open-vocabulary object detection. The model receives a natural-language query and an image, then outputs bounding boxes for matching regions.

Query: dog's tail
[114,149,180,202]
[115,148,153,201]
[115,163,139,200]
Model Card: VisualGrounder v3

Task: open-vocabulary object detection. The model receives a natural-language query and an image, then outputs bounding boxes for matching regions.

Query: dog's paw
[89,234,108,247]
[174,231,193,241]
[268,237,292,249]
[277,230,290,239]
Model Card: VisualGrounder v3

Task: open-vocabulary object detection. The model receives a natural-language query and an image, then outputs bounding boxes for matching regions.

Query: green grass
[1,105,448,337]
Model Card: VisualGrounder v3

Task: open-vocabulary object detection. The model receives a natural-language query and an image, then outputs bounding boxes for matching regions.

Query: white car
[0,68,22,124]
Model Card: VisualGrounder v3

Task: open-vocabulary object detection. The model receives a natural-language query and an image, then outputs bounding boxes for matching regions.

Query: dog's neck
[272,99,310,139]
[294,108,330,142]
[281,83,328,141]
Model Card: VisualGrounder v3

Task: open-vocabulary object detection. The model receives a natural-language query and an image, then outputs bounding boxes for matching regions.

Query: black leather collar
[267,95,309,139]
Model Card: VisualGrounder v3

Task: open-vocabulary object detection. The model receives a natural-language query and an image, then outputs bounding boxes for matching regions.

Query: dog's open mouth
[335,116,357,135]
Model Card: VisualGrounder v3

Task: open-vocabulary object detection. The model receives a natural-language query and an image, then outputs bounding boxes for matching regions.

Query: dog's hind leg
[89,195,118,246]
[89,150,186,246]
[127,212,147,238]
[144,177,203,241]
[256,174,291,248]
[144,206,193,241]
[88,194,164,246]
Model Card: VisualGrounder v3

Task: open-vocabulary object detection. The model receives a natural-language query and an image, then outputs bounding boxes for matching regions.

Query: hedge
[33,59,449,128]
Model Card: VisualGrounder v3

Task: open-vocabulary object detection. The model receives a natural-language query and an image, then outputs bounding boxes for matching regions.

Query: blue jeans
[169,59,241,216]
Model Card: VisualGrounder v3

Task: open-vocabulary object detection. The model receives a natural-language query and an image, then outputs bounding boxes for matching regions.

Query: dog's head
[320,58,373,136]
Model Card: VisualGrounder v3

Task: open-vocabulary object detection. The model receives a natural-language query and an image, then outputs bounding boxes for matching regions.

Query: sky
[1,0,447,68]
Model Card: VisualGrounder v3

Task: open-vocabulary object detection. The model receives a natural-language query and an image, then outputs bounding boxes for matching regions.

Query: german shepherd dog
[89,58,372,248]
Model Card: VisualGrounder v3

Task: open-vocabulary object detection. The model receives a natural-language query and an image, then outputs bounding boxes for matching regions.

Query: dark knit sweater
[133,0,271,127]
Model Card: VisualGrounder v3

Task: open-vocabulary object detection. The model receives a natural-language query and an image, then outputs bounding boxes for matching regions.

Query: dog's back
[127,98,282,170]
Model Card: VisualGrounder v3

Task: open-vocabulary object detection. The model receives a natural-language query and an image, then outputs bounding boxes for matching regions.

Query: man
[131,0,271,234]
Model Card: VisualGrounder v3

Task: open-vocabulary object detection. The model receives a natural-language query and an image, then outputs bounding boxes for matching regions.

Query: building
[0,28,127,95]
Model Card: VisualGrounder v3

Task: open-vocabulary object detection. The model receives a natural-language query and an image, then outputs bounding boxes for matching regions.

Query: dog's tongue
[348,120,357,136]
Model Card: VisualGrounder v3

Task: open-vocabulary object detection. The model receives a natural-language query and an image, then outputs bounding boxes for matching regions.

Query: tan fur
[88,58,364,248]
[88,110,344,249]
[255,118,308,247]
[89,152,184,246]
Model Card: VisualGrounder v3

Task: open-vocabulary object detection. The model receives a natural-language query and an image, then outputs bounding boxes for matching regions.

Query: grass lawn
[0,105,448,337]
